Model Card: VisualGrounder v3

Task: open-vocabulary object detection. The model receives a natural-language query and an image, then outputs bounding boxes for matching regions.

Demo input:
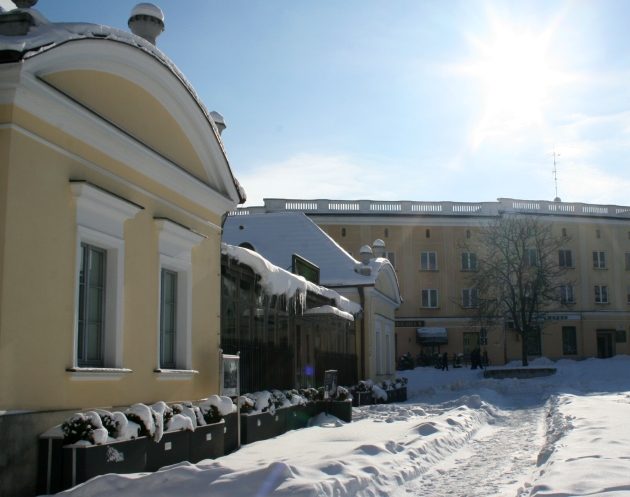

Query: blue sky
[10,0,630,206]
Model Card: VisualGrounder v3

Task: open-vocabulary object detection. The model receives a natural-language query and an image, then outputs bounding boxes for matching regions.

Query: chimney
[128,3,164,45]
[372,238,385,258]
[210,111,227,135]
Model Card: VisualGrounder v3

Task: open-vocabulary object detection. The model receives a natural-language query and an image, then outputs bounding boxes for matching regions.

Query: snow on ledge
[303,305,354,321]
[222,243,361,316]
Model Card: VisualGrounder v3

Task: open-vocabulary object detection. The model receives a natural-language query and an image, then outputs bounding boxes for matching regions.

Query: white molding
[66,367,132,381]
[0,123,222,233]
[71,182,142,238]
[5,41,241,214]
[156,219,205,263]
[156,219,203,371]
[154,369,199,381]
[71,183,140,369]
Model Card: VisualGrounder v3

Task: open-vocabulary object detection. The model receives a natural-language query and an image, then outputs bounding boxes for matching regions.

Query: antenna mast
[552,148,561,202]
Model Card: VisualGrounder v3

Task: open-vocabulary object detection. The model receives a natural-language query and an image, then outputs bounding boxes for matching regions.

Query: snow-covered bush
[167,413,194,432]
[299,388,319,403]
[284,389,307,406]
[125,403,162,442]
[238,394,256,413]
[171,402,204,428]
[151,401,174,428]
[271,389,292,409]
[198,395,234,423]
[335,386,352,402]
[61,411,108,445]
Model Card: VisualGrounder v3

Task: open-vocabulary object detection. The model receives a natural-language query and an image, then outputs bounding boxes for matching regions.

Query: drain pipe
[359,286,366,379]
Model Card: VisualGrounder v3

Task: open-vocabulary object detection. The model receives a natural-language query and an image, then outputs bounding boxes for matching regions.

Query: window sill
[154,368,199,380]
[66,367,132,381]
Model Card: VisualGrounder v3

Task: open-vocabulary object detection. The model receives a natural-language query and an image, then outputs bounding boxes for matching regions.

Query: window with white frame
[71,182,142,370]
[420,251,438,271]
[526,248,539,266]
[559,284,575,304]
[595,285,609,304]
[593,251,607,269]
[461,252,477,271]
[155,218,204,372]
[462,288,479,308]
[558,249,573,268]
[421,288,439,308]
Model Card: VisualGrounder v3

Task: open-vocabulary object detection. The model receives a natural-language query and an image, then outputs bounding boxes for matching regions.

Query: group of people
[438,348,488,371]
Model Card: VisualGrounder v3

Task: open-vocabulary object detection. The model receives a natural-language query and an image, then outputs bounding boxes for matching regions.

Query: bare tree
[464,215,569,366]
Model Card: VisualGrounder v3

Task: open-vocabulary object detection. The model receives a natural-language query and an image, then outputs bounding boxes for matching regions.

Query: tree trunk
[521,328,529,367]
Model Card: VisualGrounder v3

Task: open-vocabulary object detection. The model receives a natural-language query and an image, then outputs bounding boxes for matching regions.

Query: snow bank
[47,356,630,497]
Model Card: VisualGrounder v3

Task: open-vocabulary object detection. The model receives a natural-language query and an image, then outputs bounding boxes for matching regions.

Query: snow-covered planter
[315,385,354,423]
[125,403,163,442]
[61,411,108,446]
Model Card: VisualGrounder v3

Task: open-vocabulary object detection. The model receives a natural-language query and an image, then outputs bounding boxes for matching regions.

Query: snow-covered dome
[130,3,164,22]
[359,245,373,255]
[210,111,226,135]
[372,239,385,248]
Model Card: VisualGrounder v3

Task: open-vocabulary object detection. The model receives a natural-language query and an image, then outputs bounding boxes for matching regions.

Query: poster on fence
[221,354,240,398]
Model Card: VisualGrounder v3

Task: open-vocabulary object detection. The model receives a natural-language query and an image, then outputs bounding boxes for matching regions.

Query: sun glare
[468,20,558,147]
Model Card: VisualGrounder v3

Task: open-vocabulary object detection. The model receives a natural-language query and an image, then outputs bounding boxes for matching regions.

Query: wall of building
[305,206,630,365]
[0,113,223,413]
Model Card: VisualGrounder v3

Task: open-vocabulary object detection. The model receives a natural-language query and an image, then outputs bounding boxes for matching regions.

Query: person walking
[442,351,449,371]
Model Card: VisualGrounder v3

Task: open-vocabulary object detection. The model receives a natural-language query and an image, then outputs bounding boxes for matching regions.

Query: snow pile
[46,356,630,497]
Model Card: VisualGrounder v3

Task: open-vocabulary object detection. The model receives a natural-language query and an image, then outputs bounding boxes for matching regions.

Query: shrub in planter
[125,403,162,442]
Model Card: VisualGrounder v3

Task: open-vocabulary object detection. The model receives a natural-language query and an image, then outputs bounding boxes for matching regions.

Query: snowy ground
[48,357,630,497]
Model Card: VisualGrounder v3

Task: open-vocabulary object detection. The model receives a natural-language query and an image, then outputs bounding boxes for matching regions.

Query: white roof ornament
[128,3,164,45]
[372,238,385,257]
[14,0,38,8]
[359,244,373,266]
[210,111,227,136]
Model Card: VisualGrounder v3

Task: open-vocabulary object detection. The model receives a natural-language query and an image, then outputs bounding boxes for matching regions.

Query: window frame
[420,251,438,271]
[559,284,575,305]
[558,249,573,268]
[421,288,439,308]
[461,252,477,271]
[70,182,141,373]
[593,251,607,269]
[462,287,479,308]
[594,285,609,304]
[155,219,204,374]
[562,326,577,355]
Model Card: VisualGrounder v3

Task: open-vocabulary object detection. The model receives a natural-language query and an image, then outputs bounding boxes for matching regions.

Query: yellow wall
[319,217,630,364]
[0,121,224,411]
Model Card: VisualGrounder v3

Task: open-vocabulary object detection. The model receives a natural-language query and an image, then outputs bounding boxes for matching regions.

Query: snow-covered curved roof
[0,8,246,204]
[130,3,164,21]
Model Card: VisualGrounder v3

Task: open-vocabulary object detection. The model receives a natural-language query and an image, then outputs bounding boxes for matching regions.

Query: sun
[467,19,558,147]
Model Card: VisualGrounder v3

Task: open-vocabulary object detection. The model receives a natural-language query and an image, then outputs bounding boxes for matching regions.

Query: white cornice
[156,218,205,262]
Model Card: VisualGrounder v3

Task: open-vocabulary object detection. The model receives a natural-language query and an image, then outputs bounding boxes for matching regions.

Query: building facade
[242,198,630,366]
[0,5,243,495]
[223,212,402,381]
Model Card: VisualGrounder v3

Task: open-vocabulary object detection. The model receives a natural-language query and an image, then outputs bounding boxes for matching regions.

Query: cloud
[561,163,630,206]
[239,153,399,206]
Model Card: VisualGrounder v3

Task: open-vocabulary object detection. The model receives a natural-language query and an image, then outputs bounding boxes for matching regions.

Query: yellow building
[0,4,243,495]
[244,198,630,366]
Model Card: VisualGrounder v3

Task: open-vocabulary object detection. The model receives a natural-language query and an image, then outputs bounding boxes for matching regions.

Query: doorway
[596,330,615,358]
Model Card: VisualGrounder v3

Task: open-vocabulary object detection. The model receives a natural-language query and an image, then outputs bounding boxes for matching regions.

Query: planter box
[37,434,65,495]
[62,437,148,489]
[398,387,408,402]
[223,412,239,454]
[146,430,190,472]
[284,405,312,431]
[189,420,225,464]
[315,400,352,423]
[240,411,283,445]
[352,391,374,407]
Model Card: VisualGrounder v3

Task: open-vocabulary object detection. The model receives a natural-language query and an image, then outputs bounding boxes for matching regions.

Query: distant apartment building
[241,198,630,365]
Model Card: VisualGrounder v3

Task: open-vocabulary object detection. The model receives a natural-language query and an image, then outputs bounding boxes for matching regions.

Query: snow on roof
[0,8,246,204]
[303,305,354,322]
[221,243,361,315]
[223,212,394,287]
